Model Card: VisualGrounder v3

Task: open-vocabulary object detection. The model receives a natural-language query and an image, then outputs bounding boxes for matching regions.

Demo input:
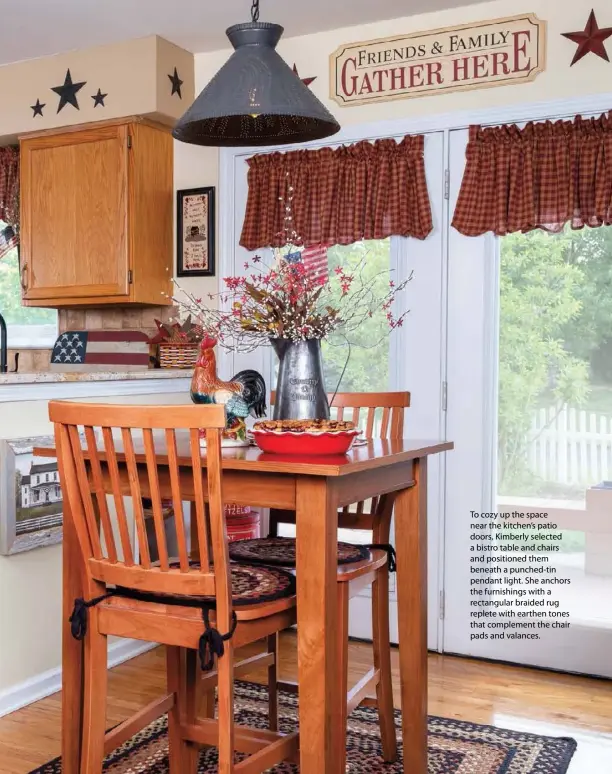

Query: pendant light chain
[251,0,260,23]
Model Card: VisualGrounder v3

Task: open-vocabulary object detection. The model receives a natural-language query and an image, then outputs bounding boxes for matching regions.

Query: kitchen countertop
[0,369,194,385]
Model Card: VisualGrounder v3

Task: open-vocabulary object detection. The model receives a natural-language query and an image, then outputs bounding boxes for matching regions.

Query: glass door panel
[223,130,448,648]
[497,226,612,651]
[444,128,612,677]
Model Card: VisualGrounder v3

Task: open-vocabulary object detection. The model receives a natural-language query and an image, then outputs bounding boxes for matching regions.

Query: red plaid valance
[240,136,433,250]
[452,113,612,237]
[0,146,19,259]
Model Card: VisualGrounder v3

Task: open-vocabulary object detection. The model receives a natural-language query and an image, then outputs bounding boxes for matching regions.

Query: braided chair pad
[228,537,370,568]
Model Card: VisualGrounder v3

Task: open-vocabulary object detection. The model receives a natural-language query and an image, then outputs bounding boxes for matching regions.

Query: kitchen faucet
[0,312,7,373]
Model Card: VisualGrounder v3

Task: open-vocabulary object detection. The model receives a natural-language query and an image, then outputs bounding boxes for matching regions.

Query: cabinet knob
[20,262,28,292]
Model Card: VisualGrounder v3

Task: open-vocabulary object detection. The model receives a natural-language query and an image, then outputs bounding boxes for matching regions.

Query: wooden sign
[330,14,546,106]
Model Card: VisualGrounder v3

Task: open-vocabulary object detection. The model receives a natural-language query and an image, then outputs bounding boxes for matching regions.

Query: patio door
[221,129,448,650]
[443,128,612,678]
[342,130,447,649]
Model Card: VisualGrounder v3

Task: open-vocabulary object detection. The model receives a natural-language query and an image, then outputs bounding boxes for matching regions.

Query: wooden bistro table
[36,435,452,774]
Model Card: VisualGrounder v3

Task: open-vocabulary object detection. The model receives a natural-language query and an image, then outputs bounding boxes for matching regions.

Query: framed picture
[177,186,216,277]
[0,436,63,555]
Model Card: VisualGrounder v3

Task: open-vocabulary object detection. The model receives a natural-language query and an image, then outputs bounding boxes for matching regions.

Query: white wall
[0,389,192,709]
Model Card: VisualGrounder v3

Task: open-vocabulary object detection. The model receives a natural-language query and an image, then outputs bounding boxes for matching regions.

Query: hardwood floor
[0,633,610,773]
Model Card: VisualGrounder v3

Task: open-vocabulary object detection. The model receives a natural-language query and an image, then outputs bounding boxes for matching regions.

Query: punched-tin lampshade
[172,22,341,147]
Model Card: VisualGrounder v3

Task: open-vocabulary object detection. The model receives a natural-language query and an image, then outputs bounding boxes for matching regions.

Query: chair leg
[372,566,398,763]
[217,642,236,773]
[267,633,279,731]
[167,647,189,773]
[268,509,278,538]
[336,582,350,774]
[201,683,216,721]
[79,613,107,774]
[183,649,201,771]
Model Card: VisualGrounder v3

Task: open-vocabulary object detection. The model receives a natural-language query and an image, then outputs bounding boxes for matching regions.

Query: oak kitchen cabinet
[19,117,173,307]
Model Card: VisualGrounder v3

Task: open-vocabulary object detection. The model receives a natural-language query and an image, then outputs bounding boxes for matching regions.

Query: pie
[253,418,357,434]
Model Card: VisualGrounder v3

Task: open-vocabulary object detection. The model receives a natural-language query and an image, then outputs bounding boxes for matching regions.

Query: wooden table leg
[61,497,85,774]
[395,457,428,774]
[295,476,341,773]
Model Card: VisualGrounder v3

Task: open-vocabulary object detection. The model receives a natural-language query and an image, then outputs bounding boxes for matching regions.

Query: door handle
[20,262,27,292]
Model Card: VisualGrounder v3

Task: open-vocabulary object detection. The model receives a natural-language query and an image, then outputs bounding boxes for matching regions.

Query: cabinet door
[21,124,129,301]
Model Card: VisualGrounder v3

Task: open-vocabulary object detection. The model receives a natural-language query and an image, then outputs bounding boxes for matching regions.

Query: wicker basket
[158,342,199,369]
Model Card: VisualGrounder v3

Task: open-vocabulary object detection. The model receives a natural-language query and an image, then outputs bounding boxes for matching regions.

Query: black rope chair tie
[69,592,116,640]
[366,544,397,573]
[199,606,238,672]
[70,590,239,672]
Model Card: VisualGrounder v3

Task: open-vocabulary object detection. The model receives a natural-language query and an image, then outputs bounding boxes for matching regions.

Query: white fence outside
[530,405,612,486]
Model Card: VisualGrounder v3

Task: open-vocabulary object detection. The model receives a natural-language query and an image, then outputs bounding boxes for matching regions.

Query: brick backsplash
[58,305,177,338]
[9,307,178,375]
[7,348,50,373]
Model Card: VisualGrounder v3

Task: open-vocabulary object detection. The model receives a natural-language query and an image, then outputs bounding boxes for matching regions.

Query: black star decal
[91,88,107,108]
[168,67,183,98]
[51,69,86,113]
[31,99,45,118]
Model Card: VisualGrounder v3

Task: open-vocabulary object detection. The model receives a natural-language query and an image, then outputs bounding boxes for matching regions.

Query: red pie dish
[252,419,360,456]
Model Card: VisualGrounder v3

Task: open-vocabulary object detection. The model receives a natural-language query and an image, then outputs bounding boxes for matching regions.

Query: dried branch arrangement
[166,180,412,352]
[169,250,411,354]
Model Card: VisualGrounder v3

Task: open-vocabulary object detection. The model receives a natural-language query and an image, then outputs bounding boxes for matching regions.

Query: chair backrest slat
[365,407,375,439]
[190,428,211,572]
[143,428,170,571]
[84,425,118,563]
[121,427,151,568]
[380,407,391,439]
[204,428,232,629]
[165,428,190,572]
[65,425,103,559]
[50,401,228,603]
[102,426,134,566]
[56,424,97,560]
[391,406,405,439]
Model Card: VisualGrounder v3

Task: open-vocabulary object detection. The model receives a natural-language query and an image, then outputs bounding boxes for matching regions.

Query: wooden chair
[230,390,410,769]
[50,401,299,774]
[269,391,409,534]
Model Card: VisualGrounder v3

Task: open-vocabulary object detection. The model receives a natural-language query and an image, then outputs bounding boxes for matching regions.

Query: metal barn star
[562,9,612,65]
[292,64,317,87]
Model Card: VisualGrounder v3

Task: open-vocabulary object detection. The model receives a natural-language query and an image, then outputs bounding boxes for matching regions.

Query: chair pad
[119,562,296,608]
[228,537,369,568]
[224,563,296,605]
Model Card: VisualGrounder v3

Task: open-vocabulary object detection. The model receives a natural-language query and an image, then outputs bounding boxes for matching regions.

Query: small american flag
[301,244,329,282]
[50,331,150,372]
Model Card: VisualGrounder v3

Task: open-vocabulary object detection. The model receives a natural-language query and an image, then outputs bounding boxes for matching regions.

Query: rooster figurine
[191,336,267,446]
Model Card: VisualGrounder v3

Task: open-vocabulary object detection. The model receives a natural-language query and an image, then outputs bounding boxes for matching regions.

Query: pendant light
[172,0,341,147]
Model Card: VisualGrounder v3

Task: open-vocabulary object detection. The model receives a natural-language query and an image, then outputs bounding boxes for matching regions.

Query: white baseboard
[0,639,156,719]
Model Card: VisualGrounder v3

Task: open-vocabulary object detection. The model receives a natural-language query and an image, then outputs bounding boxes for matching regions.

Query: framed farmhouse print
[0,436,63,555]
[177,186,216,277]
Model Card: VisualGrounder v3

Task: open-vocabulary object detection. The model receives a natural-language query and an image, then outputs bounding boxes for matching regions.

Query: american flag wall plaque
[50,330,151,372]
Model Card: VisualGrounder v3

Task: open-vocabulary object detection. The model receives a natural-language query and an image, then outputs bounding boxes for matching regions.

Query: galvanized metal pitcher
[271,338,330,420]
